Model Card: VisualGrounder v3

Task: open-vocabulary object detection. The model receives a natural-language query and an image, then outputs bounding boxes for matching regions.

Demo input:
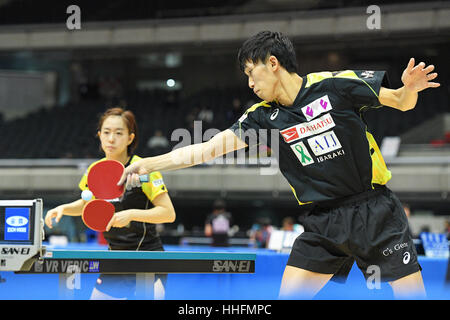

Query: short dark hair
[213,199,226,210]
[238,31,298,73]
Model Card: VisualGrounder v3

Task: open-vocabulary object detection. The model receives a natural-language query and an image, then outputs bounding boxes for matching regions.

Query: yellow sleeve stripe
[141,171,168,202]
[306,70,380,99]
[237,101,271,140]
[290,184,313,206]
[78,175,88,191]
[245,101,272,113]
[130,156,169,201]
[305,71,334,88]
[365,131,392,187]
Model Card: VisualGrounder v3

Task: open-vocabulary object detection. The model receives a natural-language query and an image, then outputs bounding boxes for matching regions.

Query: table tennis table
[17,249,256,299]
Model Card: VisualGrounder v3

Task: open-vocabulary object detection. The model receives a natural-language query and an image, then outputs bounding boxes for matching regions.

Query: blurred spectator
[99,76,123,103]
[258,144,272,158]
[185,106,200,132]
[444,220,450,240]
[403,203,411,219]
[117,99,128,109]
[446,261,450,286]
[204,199,233,247]
[147,130,170,155]
[282,216,295,231]
[44,214,85,243]
[327,51,344,70]
[71,62,88,102]
[244,99,256,109]
[402,202,415,237]
[63,152,74,159]
[198,106,214,124]
[79,80,99,100]
[419,226,431,234]
[226,98,243,122]
[165,92,177,108]
[249,217,273,248]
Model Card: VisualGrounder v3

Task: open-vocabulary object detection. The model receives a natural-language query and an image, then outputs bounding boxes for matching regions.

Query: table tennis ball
[81,190,93,201]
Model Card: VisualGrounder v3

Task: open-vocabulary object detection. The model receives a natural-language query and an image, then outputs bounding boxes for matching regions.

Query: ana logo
[6,216,28,227]
[4,207,30,241]
[307,130,342,156]
[403,252,411,264]
[301,95,333,121]
[290,142,314,166]
[270,108,279,120]
[305,106,314,118]
[152,178,164,187]
[280,113,335,143]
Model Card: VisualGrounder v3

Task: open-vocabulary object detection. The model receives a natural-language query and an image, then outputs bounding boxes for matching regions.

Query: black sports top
[230,70,392,205]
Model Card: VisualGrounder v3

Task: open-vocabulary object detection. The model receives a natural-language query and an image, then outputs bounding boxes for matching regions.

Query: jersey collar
[290,75,307,108]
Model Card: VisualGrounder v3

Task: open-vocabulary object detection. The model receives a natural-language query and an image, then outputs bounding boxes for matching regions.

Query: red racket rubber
[87,159,149,200]
[82,199,115,232]
[87,160,125,200]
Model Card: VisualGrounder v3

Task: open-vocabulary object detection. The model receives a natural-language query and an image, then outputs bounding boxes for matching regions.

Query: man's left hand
[401,58,440,92]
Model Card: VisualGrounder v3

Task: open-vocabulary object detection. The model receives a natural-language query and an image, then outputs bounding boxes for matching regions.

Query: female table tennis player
[44,107,175,300]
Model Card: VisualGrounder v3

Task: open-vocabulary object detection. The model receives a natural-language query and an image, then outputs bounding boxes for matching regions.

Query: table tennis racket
[87,159,149,200]
[82,199,115,232]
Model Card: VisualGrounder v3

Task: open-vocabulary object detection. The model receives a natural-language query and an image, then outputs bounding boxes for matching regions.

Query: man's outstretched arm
[379,58,440,111]
[118,129,247,187]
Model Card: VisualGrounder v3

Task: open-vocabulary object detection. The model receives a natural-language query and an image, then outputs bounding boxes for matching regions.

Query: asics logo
[270,108,279,120]
[403,252,411,264]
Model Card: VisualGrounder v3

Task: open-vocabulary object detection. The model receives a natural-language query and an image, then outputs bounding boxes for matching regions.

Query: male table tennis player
[45,107,175,300]
[119,31,440,299]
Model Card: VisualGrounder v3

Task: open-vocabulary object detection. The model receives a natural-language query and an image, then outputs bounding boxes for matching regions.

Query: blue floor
[1,242,449,300]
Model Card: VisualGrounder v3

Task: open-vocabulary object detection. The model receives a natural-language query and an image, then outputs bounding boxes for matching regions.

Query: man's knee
[389,271,426,299]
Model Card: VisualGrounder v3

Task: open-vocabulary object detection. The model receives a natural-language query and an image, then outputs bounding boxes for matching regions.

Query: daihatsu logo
[6,216,28,227]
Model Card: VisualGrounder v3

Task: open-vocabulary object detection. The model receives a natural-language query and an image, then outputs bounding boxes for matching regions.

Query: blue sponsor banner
[420,232,449,258]
[4,207,30,241]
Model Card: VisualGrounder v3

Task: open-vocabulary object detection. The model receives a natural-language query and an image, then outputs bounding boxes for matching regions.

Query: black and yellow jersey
[230,70,391,205]
[79,155,168,250]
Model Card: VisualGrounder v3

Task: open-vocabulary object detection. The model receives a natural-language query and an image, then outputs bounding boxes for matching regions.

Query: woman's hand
[106,210,133,231]
[45,206,64,229]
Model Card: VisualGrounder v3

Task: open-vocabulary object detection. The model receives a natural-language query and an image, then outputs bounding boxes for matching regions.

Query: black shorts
[287,185,422,283]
